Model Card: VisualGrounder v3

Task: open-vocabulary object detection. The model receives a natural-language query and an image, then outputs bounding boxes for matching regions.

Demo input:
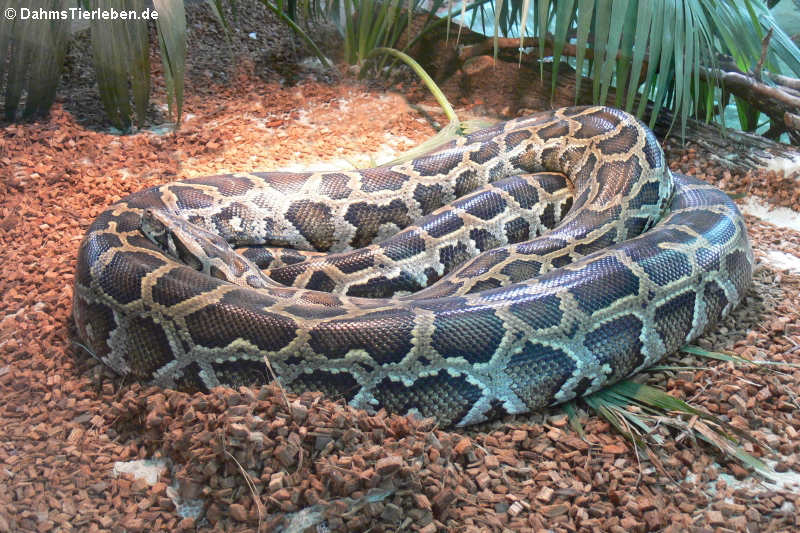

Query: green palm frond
[312,0,447,69]
[91,0,151,131]
[0,0,185,131]
[154,0,186,126]
[581,380,775,479]
[682,345,800,369]
[0,0,69,121]
[568,342,800,480]
[459,0,800,133]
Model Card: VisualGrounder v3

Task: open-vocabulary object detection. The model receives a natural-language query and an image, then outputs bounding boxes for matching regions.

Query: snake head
[140,208,184,261]
[140,208,270,288]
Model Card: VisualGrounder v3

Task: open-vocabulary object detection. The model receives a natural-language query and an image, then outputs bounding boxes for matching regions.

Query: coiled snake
[73,106,753,427]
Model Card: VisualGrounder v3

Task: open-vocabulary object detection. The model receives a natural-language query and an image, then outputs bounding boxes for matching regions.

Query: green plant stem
[367,47,459,124]
[256,0,332,68]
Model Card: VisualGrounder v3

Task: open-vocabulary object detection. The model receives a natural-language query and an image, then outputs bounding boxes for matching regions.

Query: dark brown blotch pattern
[359,168,408,192]
[319,173,352,200]
[373,371,482,427]
[344,200,412,248]
[308,309,416,364]
[184,290,297,352]
[412,151,463,177]
[431,306,506,364]
[99,251,166,305]
[505,342,575,410]
[286,200,337,251]
[186,174,255,196]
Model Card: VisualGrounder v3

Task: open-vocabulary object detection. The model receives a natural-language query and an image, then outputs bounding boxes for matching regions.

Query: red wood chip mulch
[1,2,799,531]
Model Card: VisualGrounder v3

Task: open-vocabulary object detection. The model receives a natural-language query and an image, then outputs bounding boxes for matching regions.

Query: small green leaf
[550,0,575,96]
[573,0,595,103]
[625,0,652,111]
[205,0,234,39]
[648,0,676,129]
[368,47,458,124]
[2,0,69,121]
[493,0,505,62]
[583,379,776,480]
[517,0,531,65]
[255,0,331,68]
[682,345,800,369]
[153,0,186,126]
[638,0,664,118]
[597,0,628,105]
[563,401,586,438]
[591,0,612,103]
[536,0,547,76]
[91,0,150,130]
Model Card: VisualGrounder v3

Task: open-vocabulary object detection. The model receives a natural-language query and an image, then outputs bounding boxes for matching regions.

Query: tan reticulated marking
[281,170,573,294]
[403,306,439,367]
[152,275,235,322]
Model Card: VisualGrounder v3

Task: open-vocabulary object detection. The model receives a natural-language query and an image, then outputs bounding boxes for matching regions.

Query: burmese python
[73,106,753,427]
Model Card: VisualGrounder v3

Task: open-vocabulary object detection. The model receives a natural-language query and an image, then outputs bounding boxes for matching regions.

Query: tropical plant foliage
[567,343,800,478]
[580,380,775,478]
[2,0,799,135]
[0,0,185,130]
[216,0,332,69]
[0,0,69,121]
[90,0,150,130]
[459,0,800,134]
[297,0,448,68]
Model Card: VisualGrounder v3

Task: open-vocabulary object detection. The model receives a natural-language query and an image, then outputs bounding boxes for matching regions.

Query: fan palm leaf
[458,0,800,131]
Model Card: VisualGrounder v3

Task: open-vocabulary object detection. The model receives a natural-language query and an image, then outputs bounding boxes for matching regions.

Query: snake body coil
[73,106,753,426]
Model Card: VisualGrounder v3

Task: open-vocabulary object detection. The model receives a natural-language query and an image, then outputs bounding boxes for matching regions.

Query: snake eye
[209,265,231,282]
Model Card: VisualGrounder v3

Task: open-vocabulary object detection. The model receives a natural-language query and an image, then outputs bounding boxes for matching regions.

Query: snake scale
[73,106,753,427]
